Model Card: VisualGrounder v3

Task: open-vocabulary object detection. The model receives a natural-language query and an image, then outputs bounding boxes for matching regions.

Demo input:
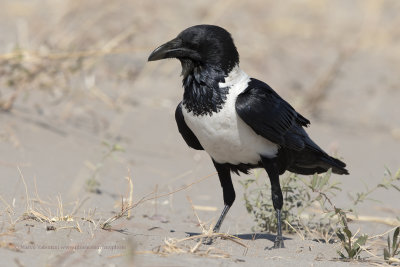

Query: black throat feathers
[181,62,230,116]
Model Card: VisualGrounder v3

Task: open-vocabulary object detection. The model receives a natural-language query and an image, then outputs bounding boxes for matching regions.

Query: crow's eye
[181,38,198,50]
[179,32,202,49]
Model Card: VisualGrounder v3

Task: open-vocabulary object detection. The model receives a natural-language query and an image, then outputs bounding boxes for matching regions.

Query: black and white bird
[148,25,348,248]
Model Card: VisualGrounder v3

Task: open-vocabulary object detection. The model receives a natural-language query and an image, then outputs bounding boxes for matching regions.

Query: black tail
[286,151,349,175]
[319,154,349,175]
[281,137,349,176]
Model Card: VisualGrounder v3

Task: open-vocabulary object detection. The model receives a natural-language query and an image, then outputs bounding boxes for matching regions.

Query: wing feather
[235,79,309,151]
[175,102,204,150]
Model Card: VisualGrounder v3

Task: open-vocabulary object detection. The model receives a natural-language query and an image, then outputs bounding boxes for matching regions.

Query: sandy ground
[1,0,400,266]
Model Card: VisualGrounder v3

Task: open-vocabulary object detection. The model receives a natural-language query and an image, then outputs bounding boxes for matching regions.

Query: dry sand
[1,0,400,266]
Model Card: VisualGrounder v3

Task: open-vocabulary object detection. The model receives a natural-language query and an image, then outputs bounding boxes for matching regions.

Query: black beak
[148,37,183,61]
[148,37,200,62]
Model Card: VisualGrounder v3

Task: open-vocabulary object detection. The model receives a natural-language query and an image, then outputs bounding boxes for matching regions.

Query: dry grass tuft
[101,171,217,228]
[154,236,231,258]
[151,196,247,259]
[0,166,218,241]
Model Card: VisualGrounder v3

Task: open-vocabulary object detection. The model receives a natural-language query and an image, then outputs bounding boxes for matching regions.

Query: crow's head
[148,25,239,77]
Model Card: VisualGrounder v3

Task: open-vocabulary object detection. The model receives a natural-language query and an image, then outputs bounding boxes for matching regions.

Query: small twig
[176,233,247,248]
[71,196,90,216]
[17,166,31,210]
[284,220,304,240]
[125,169,134,219]
[33,176,51,205]
[141,172,217,204]
[369,226,400,239]
[346,214,400,227]
[186,196,207,233]
[0,195,12,212]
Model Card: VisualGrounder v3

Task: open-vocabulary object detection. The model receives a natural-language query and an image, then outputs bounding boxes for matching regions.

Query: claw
[273,236,285,249]
[202,236,216,245]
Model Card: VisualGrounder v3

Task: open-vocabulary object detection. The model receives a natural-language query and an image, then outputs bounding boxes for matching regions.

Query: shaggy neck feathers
[181,63,248,116]
[182,63,230,116]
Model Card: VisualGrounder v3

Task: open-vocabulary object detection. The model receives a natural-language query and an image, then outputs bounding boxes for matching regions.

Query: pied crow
[148,25,348,248]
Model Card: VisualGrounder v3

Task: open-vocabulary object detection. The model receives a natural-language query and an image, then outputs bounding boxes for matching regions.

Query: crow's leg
[261,157,285,248]
[212,160,235,233]
[203,160,235,245]
[212,204,231,233]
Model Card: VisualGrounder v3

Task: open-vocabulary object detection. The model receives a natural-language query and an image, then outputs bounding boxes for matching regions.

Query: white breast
[182,66,278,165]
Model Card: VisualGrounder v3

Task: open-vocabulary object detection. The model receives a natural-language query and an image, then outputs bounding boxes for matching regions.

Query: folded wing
[235,78,310,151]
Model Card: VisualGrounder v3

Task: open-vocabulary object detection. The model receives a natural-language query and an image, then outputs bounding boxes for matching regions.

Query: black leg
[213,204,231,233]
[203,160,235,245]
[212,160,235,232]
[275,209,284,248]
[261,157,285,249]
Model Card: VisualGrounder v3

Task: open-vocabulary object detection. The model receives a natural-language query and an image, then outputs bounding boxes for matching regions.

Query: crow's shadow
[185,232,291,242]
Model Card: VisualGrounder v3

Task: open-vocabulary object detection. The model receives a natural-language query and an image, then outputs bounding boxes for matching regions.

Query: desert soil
[1,0,400,266]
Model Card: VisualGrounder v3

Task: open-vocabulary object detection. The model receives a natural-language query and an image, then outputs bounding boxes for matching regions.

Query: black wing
[235,79,310,151]
[175,102,204,150]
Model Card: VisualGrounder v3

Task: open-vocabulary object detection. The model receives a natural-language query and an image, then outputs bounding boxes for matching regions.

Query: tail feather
[283,141,349,175]
[319,154,349,175]
[303,135,349,175]
[278,130,349,175]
